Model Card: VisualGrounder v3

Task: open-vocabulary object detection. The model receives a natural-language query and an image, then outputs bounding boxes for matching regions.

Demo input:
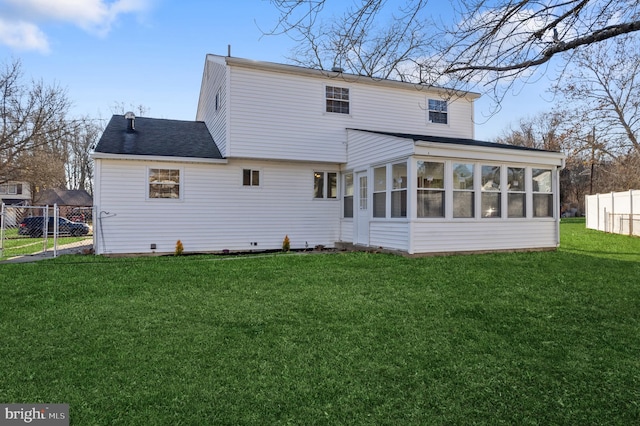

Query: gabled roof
[94,115,223,160]
[34,189,93,206]
[349,129,562,153]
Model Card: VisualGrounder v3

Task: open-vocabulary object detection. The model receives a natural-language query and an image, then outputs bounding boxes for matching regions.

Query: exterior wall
[93,158,341,255]
[199,57,475,163]
[196,59,228,156]
[0,181,31,203]
[346,130,414,171]
[410,220,557,254]
[370,221,410,251]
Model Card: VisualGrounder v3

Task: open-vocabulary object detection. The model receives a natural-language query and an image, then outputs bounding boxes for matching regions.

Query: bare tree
[552,36,639,158]
[64,117,100,194]
[0,59,71,184]
[267,1,640,100]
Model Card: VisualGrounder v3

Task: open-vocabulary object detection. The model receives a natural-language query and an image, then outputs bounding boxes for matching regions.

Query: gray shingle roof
[349,129,561,153]
[95,115,223,159]
[34,189,93,206]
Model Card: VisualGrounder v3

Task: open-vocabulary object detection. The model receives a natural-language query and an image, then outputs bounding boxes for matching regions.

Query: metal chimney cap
[124,111,136,120]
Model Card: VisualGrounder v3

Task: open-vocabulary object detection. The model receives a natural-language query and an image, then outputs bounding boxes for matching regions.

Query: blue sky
[0,0,556,140]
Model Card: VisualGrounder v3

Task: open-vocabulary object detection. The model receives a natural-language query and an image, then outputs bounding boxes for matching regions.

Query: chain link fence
[0,203,94,260]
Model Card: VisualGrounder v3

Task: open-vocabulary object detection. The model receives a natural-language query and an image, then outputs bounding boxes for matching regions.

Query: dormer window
[428,99,448,124]
[326,86,350,114]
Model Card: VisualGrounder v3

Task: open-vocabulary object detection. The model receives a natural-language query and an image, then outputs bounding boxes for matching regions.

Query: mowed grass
[1,219,639,424]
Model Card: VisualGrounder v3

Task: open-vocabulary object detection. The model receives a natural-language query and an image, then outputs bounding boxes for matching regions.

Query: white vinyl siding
[215,62,474,163]
[93,159,340,255]
[196,59,228,156]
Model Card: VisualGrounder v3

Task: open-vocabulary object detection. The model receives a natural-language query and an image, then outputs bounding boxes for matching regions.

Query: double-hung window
[343,173,354,218]
[373,166,387,217]
[149,168,180,199]
[428,99,448,124]
[481,165,501,217]
[453,163,474,218]
[314,171,337,199]
[532,169,553,217]
[391,163,407,218]
[417,161,445,218]
[326,86,350,114]
[507,167,525,217]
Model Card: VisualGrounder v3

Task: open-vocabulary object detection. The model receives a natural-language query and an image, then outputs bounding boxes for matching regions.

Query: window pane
[534,194,554,217]
[374,166,386,191]
[149,169,180,199]
[508,193,525,218]
[508,167,524,191]
[314,172,324,198]
[417,161,444,189]
[481,192,501,217]
[373,192,386,217]
[328,172,337,198]
[344,173,354,196]
[391,190,407,218]
[252,170,260,186]
[453,191,474,218]
[417,191,444,218]
[392,163,407,190]
[532,169,552,192]
[344,196,354,218]
[481,165,501,191]
[453,163,474,189]
[359,176,367,210]
[243,169,251,186]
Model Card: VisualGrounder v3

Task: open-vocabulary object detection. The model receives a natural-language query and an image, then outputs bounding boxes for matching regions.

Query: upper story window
[314,171,337,199]
[428,99,448,124]
[215,88,221,111]
[326,86,350,114]
[149,168,180,199]
[0,183,20,195]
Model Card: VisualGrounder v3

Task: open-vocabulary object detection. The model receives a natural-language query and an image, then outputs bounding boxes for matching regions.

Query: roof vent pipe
[125,111,135,132]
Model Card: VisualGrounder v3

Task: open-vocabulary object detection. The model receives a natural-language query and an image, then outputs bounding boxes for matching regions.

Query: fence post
[630,190,634,236]
[53,204,58,258]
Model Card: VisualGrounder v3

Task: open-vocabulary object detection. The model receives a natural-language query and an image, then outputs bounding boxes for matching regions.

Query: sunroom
[341,130,566,255]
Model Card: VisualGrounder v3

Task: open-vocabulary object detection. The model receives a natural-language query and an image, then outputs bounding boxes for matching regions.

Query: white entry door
[355,171,369,246]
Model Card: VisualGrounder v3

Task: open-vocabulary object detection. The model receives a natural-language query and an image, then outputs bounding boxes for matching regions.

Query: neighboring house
[0,181,31,206]
[0,181,32,227]
[33,189,93,221]
[92,54,565,256]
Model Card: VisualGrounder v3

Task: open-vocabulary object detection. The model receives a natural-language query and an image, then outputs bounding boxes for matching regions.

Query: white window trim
[313,171,339,200]
[146,166,184,201]
[426,97,449,126]
[241,168,262,188]
[323,84,352,117]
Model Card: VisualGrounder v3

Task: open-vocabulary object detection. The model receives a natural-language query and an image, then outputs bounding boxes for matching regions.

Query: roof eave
[91,152,228,164]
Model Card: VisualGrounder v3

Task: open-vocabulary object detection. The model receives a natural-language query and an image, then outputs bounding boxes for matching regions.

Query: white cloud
[0,18,49,52]
[0,0,152,51]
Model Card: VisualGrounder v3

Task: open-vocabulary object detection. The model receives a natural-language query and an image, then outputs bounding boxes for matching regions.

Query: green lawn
[1,219,639,424]
[1,228,91,260]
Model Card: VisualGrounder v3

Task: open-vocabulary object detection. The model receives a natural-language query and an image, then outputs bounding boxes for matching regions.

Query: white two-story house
[91,54,565,255]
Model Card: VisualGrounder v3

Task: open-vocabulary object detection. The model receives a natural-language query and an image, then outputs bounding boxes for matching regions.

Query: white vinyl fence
[0,203,94,260]
[585,190,640,236]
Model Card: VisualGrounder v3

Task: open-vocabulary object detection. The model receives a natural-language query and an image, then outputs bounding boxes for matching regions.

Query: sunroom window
[453,163,474,218]
[532,168,553,217]
[481,165,501,218]
[373,166,386,217]
[507,167,525,217]
[391,162,407,218]
[417,161,444,218]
